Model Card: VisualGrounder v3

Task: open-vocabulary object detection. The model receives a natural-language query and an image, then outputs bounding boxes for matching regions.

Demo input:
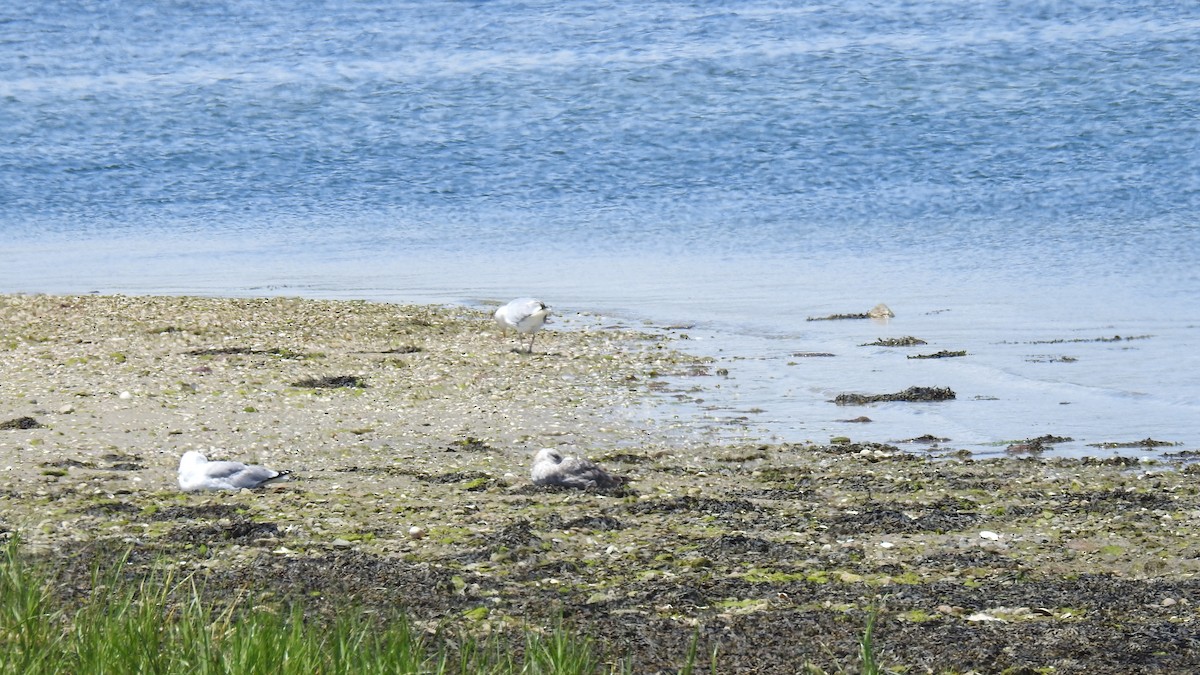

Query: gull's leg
[527,332,537,354]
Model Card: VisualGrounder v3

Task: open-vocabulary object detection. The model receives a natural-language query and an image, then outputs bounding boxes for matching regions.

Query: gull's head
[179,450,208,471]
[533,448,562,465]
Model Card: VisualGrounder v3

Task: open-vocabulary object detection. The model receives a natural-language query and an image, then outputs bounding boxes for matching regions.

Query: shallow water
[3,1,1199,456]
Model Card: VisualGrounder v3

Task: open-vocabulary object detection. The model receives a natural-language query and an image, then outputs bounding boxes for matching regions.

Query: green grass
[0,535,669,675]
[858,606,892,675]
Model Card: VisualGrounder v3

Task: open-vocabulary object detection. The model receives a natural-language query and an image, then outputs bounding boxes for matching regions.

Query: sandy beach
[2,294,1198,673]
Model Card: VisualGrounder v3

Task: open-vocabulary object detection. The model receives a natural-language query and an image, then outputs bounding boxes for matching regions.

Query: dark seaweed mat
[168,519,280,545]
[149,504,246,521]
[700,533,793,557]
[80,501,140,516]
[512,483,638,498]
[916,549,1024,570]
[826,497,984,535]
[541,513,625,531]
[626,495,757,515]
[18,440,1200,674]
[1060,489,1179,513]
[457,519,544,563]
[25,532,1200,674]
[203,553,1200,674]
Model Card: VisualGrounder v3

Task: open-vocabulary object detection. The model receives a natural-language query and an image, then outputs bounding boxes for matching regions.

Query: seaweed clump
[188,347,313,359]
[807,312,870,321]
[808,303,894,321]
[1087,438,1178,449]
[447,437,493,453]
[1,416,43,430]
[908,350,967,359]
[291,375,367,389]
[381,345,422,354]
[1006,434,1073,454]
[834,387,956,405]
[861,336,927,347]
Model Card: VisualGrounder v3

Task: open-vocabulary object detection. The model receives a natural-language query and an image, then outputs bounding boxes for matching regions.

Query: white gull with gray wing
[531,448,621,489]
[178,450,291,491]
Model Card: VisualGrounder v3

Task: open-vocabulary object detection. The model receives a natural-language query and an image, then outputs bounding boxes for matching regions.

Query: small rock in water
[868,303,894,318]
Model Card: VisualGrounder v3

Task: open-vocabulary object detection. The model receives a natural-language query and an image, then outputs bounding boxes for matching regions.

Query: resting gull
[177,450,291,492]
[494,297,551,353]
[531,447,621,489]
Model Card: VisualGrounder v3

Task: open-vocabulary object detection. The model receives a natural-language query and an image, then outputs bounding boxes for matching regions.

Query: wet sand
[2,294,1198,673]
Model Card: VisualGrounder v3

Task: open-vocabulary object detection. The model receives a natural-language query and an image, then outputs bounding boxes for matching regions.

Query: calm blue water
[3,1,1199,456]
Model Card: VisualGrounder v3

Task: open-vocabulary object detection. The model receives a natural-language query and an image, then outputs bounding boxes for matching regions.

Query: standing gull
[531,448,622,489]
[494,297,551,353]
[177,450,291,492]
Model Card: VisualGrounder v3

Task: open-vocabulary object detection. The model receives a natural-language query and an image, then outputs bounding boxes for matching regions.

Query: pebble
[407,526,426,540]
[332,538,353,549]
[979,530,1001,541]
[59,404,75,414]
[118,391,132,400]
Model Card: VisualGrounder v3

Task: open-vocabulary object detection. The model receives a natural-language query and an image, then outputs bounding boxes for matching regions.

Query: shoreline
[3,279,1195,458]
[2,294,1199,672]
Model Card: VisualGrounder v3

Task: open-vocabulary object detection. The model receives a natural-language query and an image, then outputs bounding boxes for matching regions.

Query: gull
[494,297,551,353]
[177,450,291,491]
[531,448,622,489]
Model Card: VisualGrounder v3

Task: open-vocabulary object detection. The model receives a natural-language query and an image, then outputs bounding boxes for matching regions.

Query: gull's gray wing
[206,460,285,489]
[557,457,617,489]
